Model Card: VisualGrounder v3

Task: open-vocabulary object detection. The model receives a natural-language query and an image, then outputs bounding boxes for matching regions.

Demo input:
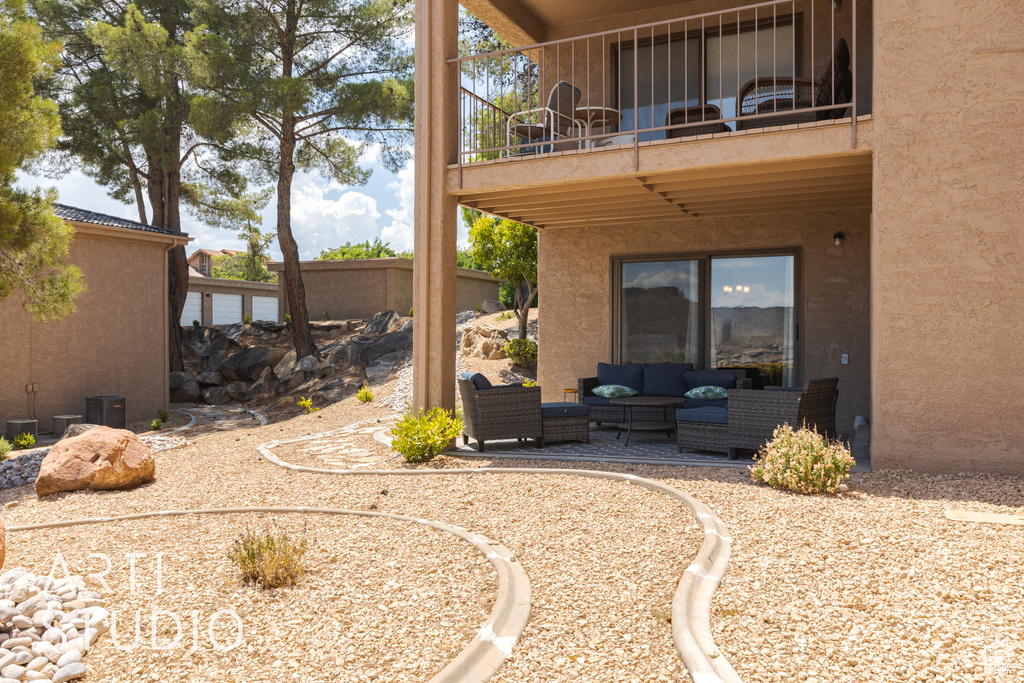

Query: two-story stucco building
[411,0,1024,474]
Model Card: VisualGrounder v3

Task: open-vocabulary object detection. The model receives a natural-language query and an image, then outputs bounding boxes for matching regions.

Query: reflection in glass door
[621,260,700,364]
[710,255,796,385]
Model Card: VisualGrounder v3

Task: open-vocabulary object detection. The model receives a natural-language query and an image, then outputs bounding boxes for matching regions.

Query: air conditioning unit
[52,415,82,436]
[85,396,126,429]
[5,419,37,441]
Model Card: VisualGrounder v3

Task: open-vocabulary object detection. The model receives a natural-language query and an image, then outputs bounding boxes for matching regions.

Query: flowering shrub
[297,396,319,414]
[522,378,537,387]
[504,339,537,367]
[750,423,854,494]
[356,386,373,403]
[390,408,463,463]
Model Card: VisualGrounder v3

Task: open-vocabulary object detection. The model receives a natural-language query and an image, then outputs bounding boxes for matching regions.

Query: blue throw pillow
[684,385,729,400]
[592,384,638,399]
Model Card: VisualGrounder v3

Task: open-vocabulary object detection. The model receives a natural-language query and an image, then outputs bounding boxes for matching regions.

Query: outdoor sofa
[577,363,751,424]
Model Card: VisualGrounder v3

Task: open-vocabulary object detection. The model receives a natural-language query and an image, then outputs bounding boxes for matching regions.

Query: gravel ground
[5,513,494,683]
[3,378,1022,682]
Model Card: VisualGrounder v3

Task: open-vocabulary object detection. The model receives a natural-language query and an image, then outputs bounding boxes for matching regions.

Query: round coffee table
[609,396,685,447]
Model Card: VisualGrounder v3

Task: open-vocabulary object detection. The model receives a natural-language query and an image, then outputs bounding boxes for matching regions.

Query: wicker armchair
[735,77,816,130]
[666,104,730,138]
[458,376,543,452]
[726,377,839,458]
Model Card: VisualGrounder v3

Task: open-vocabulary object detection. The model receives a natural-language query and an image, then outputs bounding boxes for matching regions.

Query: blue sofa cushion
[641,363,693,397]
[597,362,644,393]
[682,398,729,409]
[683,370,737,390]
[675,407,729,424]
[582,395,615,407]
[460,372,493,391]
[541,402,591,418]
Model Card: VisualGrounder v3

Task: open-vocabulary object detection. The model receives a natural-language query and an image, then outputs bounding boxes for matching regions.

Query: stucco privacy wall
[0,226,176,433]
[537,208,870,434]
[870,2,1024,474]
[186,276,279,326]
[271,258,500,321]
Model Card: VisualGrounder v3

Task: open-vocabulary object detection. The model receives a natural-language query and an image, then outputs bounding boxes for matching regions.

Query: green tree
[317,237,397,261]
[187,0,415,360]
[468,215,537,339]
[0,0,84,320]
[211,221,277,283]
[33,0,263,369]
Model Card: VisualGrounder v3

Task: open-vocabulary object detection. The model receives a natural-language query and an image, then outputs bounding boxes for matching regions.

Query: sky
[17,147,471,263]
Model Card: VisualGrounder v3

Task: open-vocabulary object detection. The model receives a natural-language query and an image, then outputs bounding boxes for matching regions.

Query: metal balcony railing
[450,0,860,167]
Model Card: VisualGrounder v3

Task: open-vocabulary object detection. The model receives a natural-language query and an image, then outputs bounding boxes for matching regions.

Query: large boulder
[480,299,506,314]
[221,322,246,342]
[196,371,224,387]
[359,331,411,366]
[365,351,406,385]
[225,381,249,402]
[0,517,5,571]
[169,371,194,391]
[323,344,352,367]
[171,378,201,403]
[273,349,298,379]
[186,326,238,359]
[252,320,287,333]
[220,347,287,382]
[36,427,156,497]
[245,367,274,401]
[364,310,399,335]
[460,323,508,360]
[202,386,231,405]
[60,424,99,441]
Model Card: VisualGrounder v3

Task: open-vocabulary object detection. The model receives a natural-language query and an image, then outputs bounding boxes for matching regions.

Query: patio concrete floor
[453,424,872,472]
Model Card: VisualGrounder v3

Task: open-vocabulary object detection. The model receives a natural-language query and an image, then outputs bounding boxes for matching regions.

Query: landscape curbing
[260,426,740,683]
[6,506,530,683]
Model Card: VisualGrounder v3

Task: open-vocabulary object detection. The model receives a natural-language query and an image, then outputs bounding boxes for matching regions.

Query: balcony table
[574,106,622,148]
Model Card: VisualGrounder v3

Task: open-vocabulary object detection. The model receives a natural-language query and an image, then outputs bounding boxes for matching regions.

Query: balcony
[450,0,872,225]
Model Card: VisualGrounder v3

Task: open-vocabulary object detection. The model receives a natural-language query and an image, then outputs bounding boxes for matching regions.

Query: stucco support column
[412,0,459,412]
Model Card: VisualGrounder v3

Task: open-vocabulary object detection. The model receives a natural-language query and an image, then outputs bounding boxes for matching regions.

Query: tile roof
[53,203,184,237]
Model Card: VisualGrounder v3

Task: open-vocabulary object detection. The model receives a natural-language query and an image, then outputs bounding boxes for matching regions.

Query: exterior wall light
[833,231,846,246]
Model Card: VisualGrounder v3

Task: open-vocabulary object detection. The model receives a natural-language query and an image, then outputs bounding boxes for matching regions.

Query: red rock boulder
[36,427,156,497]
[0,517,5,570]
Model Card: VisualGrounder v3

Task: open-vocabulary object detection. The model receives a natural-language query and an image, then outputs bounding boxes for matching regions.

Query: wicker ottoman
[675,407,729,455]
[541,402,591,445]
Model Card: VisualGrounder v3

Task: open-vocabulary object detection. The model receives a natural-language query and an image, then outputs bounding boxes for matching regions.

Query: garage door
[252,296,279,322]
[180,292,201,326]
[211,293,243,325]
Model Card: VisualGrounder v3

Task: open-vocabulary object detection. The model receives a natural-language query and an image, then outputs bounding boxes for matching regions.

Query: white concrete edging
[259,431,740,683]
[7,506,529,683]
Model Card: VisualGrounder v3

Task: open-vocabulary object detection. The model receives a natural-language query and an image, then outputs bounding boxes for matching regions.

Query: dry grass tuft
[228,522,310,588]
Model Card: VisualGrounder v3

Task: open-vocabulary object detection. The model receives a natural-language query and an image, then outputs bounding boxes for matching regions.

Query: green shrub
[13,433,35,450]
[150,418,163,431]
[751,424,854,494]
[496,310,513,322]
[318,370,329,380]
[243,314,252,323]
[0,438,10,461]
[228,524,308,589]
[504,338,537,367]
[408,306,413,317]
[284,313,291,323]
[357,385,373,403]
[157,409,169,422]
[474,302,482,313]
[390,408,463,463]
[192,320,201,327]
[297,396,319,414]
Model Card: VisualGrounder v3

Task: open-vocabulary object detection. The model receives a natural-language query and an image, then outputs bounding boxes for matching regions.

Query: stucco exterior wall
[537,208,870,434]
[869,2,1024,474]
[0,227,173,433]
[272,259,499,321]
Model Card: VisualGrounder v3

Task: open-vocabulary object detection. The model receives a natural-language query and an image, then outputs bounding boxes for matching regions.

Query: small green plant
[408,306,413,317]
[228,524,309,589]
[504,338,538,367]
[751,424,854,494]
[192,319,200,327]
[13,432,35,450]
[318,370,329,380]
[474,302,482,313]
[522,378,537,387]
[150,418,163,431]
[390,408,463,463]
[0,438,11,461]
[243,314,252,323]
[285,313,291,323]
[496,310,513,322]
[157,409,169,422]
[357,385,373,403]
[297,396,319,414]
[321,312,328,321]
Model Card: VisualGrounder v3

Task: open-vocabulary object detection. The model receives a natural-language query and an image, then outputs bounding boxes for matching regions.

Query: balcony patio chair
[736,37,853,131]
[726,377,839,459]
[458,373,543,452]
[665,104,730,138]
[506,81,583,155]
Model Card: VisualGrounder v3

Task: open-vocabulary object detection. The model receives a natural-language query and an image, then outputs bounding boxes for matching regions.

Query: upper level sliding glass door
[615,251,799,386]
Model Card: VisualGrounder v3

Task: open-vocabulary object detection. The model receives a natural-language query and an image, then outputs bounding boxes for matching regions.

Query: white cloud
[624,267,698,293]
[379,157,415,251]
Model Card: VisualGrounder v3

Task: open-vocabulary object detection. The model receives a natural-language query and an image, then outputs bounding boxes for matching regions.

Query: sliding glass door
[615,252,799,385]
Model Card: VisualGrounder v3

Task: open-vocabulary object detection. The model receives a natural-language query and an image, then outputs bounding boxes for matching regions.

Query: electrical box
[841,354,849,365]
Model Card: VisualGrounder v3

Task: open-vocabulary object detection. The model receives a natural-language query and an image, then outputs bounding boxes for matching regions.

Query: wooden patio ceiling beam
[660,179,873,202]
[514,205,689,223]
[642,166,871,194]
[691,199,872,218]
[477,188,654,212]
[679,190,872,212]
[503,198,679,220]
